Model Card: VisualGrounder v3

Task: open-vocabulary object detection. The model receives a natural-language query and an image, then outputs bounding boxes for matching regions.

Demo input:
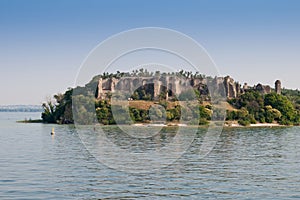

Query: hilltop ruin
[96,73,282,100]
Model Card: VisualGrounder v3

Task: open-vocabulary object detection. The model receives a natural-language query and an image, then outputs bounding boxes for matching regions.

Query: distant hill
[0,105,43,112]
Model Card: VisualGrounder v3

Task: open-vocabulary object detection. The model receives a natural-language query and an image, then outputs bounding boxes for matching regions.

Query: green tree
[178,89,197,101]
[41,99,56,123]
[265,93,298,124]
[166,111,174,121]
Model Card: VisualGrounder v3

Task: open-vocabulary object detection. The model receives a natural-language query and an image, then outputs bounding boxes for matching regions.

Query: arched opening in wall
[168,83,173,97]
[131,83,154,100]
[133,78,139,86]
[159,85,168,100]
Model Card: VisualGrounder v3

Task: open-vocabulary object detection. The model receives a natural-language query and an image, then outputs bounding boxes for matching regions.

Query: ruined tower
[224,76,237,98]
[275,80,281,94]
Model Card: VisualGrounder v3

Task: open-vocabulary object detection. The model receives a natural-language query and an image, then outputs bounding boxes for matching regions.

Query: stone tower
[224,76,237,98]
[275,80,281,94]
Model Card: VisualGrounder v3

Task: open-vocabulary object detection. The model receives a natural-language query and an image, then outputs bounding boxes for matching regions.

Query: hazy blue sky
[1,0,300,105]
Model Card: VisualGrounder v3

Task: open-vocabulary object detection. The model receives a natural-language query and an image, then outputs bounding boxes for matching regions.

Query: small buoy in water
[51,127,55,135]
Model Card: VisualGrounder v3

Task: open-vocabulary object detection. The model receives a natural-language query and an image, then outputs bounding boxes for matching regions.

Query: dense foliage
[41,88,73,124]
[227,90,300,126]
[42,91,212,125]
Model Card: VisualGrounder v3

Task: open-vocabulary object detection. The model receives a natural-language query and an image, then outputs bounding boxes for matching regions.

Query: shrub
[199,118,209,125]
[238,119,250,126]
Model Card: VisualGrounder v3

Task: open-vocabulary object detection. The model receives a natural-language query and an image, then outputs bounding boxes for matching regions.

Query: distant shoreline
[0,105,42,112]
[17,119,43,123]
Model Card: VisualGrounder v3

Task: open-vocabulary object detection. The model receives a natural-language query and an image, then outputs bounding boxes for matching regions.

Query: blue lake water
[0,112,300,199]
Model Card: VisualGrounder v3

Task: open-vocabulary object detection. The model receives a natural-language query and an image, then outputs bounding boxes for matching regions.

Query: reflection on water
[0,112,299,199]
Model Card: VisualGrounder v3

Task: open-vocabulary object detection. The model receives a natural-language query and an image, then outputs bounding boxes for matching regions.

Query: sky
[0,0,300,105]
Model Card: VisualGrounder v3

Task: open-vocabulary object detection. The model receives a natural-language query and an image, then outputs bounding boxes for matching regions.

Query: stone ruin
[275,80,282,94]
[97,76,204,100]
[96,75,281,100]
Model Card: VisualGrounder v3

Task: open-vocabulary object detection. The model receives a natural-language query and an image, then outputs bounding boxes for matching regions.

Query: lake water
[0,112,300,199]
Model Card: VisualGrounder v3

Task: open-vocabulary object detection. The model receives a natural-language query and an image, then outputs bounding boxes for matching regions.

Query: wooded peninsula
[41,69,300,126]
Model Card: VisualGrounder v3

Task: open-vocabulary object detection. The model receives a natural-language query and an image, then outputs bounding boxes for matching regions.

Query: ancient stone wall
[97,75,279,100]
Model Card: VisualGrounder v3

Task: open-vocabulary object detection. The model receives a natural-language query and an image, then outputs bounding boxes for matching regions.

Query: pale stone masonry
[96,75,281,100]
